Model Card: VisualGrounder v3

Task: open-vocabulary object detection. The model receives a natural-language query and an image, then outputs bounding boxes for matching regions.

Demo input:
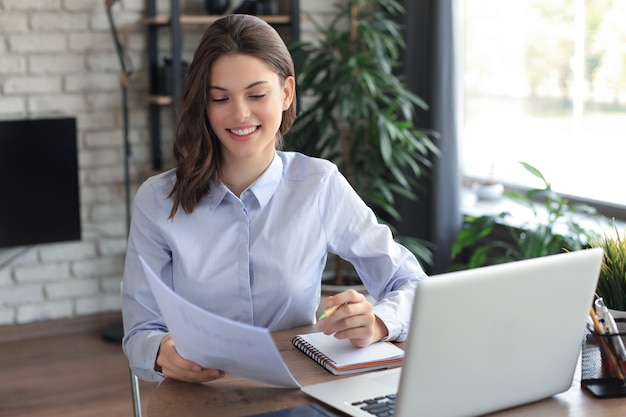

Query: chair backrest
[121,282,143,417]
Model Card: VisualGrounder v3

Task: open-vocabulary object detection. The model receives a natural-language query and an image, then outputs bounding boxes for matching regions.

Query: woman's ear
[282,76,296,111]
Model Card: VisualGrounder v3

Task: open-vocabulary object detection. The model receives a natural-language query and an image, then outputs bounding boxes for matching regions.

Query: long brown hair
[168,14,297,219]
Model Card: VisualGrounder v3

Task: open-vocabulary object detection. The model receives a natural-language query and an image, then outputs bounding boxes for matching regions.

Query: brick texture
[0,0,337,325]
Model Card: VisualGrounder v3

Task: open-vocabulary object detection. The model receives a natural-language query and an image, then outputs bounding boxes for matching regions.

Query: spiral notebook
[292,332,404,375]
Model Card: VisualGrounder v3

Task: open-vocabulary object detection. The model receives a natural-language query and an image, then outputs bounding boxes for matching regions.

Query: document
[139,256,301,388]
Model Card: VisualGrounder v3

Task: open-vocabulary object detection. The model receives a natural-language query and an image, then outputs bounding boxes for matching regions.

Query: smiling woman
[121,14,426,385]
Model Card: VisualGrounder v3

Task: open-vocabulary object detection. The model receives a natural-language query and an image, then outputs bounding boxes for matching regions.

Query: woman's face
[207,53,294,165]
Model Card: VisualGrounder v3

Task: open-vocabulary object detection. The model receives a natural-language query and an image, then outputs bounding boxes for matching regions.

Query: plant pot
[473,181,504,201]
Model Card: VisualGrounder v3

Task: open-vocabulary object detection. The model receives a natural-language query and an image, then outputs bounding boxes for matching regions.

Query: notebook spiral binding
[293,336,335,370]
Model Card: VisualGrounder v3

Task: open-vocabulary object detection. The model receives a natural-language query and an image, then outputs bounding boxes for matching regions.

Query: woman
[122,14,426,383]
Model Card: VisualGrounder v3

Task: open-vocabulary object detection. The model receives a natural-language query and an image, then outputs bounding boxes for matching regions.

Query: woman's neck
[220,151,275,197]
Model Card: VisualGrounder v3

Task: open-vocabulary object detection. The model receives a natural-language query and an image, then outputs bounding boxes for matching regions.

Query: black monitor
[0,117,81,248]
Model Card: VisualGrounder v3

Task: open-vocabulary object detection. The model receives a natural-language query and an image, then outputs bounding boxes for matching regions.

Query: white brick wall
[0,0,338,326]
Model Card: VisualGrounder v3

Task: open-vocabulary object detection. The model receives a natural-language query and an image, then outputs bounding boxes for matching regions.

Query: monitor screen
[0,117,81,248]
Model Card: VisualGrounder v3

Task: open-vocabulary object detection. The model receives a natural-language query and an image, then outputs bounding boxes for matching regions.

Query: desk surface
[148,324,626,417]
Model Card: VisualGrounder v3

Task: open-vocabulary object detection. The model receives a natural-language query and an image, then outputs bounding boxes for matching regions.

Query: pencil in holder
[581,317,626,398]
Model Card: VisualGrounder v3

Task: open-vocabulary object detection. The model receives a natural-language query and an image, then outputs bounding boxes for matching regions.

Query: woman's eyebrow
[209,80,269,91]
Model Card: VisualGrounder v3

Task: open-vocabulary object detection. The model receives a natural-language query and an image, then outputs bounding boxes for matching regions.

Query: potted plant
[286,0,438,285]
[590,225,626,315]
[450,162,607,270]
[472,164,504,201]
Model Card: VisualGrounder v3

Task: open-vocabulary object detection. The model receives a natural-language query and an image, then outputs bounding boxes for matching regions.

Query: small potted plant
[450,162,607,270]
[472,164,504,201]
[590,225,626,316]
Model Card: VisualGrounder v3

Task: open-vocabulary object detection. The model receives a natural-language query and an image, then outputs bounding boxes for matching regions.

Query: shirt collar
[205,151,283,210]
[206,178,229,209]
[248,151,283,208]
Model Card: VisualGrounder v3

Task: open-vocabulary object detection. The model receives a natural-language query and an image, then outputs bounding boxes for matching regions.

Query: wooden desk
[148,324,626,417]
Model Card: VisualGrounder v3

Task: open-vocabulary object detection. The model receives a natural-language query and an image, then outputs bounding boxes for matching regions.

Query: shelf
[140,14,292,26]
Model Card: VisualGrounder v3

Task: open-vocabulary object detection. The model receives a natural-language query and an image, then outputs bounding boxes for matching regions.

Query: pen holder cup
[582,318,626,398]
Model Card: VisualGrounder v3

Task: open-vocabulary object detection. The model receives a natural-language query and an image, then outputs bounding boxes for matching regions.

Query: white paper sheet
[139,256,300,388]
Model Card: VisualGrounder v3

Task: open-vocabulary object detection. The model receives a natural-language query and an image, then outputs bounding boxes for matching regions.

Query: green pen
[318,305,340,320]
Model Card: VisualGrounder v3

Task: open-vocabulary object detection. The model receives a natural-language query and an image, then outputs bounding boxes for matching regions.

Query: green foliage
[450,162,606,270]
[285,0,438,267]
[590,225,626,311]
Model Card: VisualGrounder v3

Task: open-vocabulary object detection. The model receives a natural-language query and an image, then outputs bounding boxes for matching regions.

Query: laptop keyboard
[351,393,396,416]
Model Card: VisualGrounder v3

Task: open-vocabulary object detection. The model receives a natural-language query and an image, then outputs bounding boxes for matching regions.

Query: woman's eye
[249,93,267,100]
[211,97,229,103]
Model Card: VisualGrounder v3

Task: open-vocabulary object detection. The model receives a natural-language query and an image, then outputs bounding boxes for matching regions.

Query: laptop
[302,248,603,417]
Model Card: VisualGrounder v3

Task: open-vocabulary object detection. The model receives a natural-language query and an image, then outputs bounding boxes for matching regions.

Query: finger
[158,336,193,372]
[162,349,226,382]
[168,351,203,372]
[319,290,366,322]
[344,316,389,348]
[323,295,371,322]
[158,335,226,383]
[334,316,378,346]
[320,301,374,335]
[324,289,365,309]
[335,326,373,342]
[165,367,225,383]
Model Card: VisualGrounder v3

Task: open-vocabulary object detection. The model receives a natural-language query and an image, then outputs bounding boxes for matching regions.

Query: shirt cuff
[373,305,403,342]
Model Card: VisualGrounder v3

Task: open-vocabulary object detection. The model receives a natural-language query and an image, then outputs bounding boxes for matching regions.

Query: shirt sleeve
[121,178,171,382]
[319,166,427,342]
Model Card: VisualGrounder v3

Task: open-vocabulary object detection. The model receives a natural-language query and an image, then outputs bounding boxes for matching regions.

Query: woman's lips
[229,126,259,136]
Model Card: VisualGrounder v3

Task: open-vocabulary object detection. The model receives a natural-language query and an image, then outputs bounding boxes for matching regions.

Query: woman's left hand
[317,289,388,347]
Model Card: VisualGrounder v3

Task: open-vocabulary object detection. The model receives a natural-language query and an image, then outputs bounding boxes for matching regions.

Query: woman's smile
[228,125,260,139]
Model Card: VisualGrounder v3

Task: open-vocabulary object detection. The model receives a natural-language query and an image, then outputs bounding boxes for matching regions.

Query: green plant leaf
[450,161,610,272]
[285,0,438,266]
[519,161,549,186]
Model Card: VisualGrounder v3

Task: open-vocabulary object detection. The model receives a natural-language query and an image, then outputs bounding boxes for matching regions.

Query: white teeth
[230,126,257,136]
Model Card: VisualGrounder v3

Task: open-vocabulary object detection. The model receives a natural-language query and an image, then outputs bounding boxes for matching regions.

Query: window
[460,0,626,215]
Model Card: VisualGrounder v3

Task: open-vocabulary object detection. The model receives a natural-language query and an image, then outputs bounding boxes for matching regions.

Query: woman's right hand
[155,334,225,383]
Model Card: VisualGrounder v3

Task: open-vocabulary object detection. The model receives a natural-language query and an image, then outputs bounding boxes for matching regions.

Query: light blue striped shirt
[122,151,426,381]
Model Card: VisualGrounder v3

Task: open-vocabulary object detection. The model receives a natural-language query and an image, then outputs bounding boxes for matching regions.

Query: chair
[121,282,143,417]
[128,369,143,417]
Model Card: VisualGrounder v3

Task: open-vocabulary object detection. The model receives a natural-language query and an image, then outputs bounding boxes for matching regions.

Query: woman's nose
[233,98,250,122]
